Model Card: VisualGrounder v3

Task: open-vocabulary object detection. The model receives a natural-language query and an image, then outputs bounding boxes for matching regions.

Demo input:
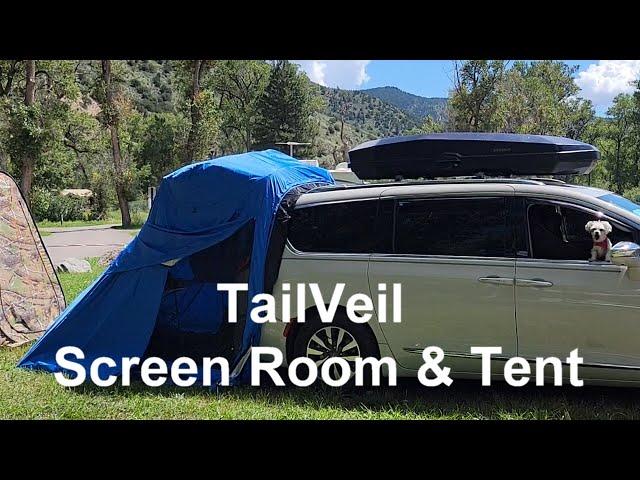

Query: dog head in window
[585,220,612,242]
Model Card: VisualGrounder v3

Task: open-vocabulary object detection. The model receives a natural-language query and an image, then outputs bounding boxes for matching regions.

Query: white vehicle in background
[260,133,640,386]
[296,159,363,185]
[329,162,364,185]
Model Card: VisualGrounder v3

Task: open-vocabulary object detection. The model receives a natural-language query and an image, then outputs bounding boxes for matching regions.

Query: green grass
[2,259,640,419]
[57,258,105,300]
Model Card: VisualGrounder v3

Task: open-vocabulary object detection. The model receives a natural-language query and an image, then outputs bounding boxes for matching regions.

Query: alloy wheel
[306,326,361,380]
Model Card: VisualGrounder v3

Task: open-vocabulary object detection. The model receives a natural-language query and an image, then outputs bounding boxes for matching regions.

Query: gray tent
[0,172,65,346]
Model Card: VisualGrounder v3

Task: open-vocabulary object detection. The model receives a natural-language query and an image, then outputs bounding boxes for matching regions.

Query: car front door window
[527,202,634,261]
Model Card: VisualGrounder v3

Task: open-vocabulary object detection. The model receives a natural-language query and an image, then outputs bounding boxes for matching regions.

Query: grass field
[2,260,640,419]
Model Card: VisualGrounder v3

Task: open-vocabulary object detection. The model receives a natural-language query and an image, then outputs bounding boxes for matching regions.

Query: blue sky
[294,60,640,116]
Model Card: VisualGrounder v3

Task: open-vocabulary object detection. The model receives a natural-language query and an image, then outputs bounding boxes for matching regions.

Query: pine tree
[254,60,316,150]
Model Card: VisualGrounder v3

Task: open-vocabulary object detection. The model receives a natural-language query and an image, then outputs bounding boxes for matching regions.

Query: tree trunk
[19,60,36,204]
[102,60,131,228]
[110,124,131,227]
[184,60,206,164]
[245,127,252,152]
[615,136,622,194]
[339,117,349,163]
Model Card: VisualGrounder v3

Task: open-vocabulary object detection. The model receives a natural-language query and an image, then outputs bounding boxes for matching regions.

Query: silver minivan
[260,137,640,386]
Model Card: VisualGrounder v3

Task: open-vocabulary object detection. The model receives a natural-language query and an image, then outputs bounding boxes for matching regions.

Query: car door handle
[478,276,514,286]
[515,278,554,288]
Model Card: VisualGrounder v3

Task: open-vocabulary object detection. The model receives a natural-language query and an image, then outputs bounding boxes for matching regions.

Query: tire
[292,313,380,388]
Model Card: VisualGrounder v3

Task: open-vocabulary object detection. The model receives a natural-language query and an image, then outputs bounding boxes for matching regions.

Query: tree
[493,61,594,138]
[0,60,20,98]
[407,116,446,135]
[0,60,21,171]
[449,60,506,131]
[632,80,640,184]
[604,94,637,193]
[175,60,219,162]
[185,60,206,163]
[213,60,270,153]
[136,112,188,186]
[449,60,595,140]
[0,60,22,171]
[331,91,352,165]
[63,102,108,185]
[96,60,132,228]
[254,60,320,151]
[1,60,80,205]
[578,92,640,194]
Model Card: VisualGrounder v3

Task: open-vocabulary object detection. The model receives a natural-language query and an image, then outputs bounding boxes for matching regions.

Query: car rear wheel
[292,314,379,386]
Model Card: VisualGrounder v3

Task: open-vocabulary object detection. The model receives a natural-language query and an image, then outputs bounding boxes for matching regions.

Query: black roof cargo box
[348,133,600,180]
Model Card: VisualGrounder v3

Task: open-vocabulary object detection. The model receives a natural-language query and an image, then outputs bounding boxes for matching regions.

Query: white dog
[585,220,613,262]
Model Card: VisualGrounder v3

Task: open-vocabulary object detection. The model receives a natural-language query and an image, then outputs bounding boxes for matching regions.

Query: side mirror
[611,242,640,280]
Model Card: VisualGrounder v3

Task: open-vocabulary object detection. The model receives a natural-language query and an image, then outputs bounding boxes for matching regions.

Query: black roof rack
[310,176,571,194]
[528,177,567,185]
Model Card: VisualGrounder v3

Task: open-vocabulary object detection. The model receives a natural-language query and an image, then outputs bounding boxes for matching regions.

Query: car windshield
[598,193,640,219]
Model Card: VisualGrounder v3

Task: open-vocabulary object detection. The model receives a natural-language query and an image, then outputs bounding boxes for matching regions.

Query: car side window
[527,202,635,261]
[394,197,510,257]
[288,200,381,254]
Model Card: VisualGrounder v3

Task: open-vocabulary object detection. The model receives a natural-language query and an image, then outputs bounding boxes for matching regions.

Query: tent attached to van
[18,150,333,383]
[1,172,65,347]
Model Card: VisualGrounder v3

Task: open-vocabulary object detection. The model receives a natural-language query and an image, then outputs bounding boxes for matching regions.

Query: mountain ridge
[313,84,450,166]
[359,86,448,121]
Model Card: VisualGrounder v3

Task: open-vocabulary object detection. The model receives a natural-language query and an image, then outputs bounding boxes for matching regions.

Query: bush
[30,188,53,221]
[128,199,149,226]
[47,195,92,222]
[88,171,114,220]
[623,186,640,204]
[31,188,93,222]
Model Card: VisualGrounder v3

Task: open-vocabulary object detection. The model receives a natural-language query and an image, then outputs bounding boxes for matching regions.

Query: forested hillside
[90,62,424,166]
[312,84,425,165]
[360,86,448,122]
[122,60,176,113]
[1,59,639,230]
[317,85,419,137]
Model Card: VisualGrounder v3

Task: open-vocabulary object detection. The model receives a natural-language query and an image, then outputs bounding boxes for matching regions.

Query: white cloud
[576,60,640,108]
[294,60,371,89]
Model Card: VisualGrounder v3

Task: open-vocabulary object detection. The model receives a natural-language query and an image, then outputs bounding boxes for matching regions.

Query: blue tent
[18,149,334,383]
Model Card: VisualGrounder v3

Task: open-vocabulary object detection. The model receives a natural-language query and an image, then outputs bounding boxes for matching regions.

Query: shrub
[30,188,53,221]
[128,199,149,226]
[89,171,114,220]
[47,194,92,222]
[31,188,93,222]
[623,186,640,204]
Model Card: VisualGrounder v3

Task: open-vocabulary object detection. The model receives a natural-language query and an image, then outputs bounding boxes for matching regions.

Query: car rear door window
[394,197,510,257]
[288,200,383,253]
